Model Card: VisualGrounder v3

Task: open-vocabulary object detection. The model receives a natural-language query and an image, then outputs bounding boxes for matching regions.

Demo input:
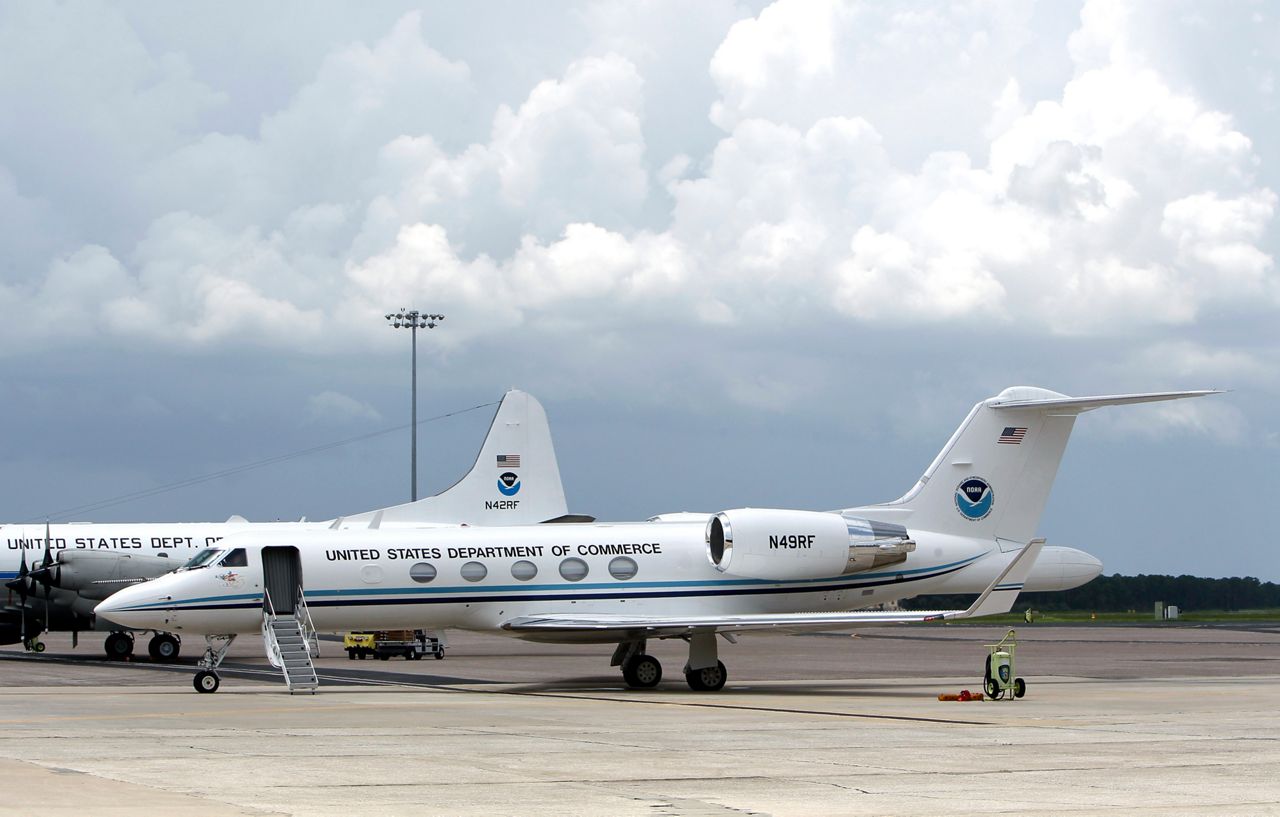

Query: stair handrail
[296,584,319,658]
[261,588,284,670]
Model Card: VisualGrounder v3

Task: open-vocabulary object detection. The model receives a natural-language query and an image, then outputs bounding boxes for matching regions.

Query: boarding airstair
[263,587,320,694]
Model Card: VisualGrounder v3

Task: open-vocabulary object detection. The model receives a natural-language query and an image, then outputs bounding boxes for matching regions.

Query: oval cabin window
[608,556,638,580]
[558,557,589,582]
[511,560,538,581]
[409,563,437,584]
[460,561,488,582]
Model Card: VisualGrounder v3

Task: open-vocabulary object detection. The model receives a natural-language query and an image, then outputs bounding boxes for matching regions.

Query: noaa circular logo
[497,471,521,497]
[954,477,994,521]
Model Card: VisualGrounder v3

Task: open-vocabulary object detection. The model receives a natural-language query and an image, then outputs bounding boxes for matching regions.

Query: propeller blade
[41,521,54,570]
[5,547,30,598]
[13,547,30,642]
[40,522,54,633]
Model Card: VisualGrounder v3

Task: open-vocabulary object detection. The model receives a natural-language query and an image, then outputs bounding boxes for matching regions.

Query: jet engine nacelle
[706,508,915,581]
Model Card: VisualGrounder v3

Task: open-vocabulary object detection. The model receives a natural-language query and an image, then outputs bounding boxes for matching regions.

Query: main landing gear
[148,633,181,662]
[103,631,182,662]
[104,631,134,660]
[192,634,236,694]
[613,632,730,692]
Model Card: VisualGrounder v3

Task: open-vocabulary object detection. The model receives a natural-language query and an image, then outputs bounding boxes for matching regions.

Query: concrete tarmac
[1,624,1278,816]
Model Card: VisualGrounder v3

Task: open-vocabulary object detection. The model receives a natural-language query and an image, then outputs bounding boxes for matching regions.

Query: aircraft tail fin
[846,387,1218,544]
[341,390,568,527]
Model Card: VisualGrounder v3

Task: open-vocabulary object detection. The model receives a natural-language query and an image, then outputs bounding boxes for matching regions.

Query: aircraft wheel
[104,632,134,661]
[193,670,220,694]
[1013,678,1027,699]
[622,654,662,688]
[148,633,181,662]
[684,661,727,692]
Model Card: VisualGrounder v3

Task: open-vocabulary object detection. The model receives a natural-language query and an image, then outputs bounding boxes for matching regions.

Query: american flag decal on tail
[497,454,521,468]
[998,427,1027,445]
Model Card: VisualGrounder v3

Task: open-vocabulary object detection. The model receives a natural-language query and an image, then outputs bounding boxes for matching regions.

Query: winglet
[928,538,1045,621]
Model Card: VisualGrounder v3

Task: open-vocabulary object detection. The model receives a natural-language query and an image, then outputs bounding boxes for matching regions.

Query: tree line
[902,574,1280,612]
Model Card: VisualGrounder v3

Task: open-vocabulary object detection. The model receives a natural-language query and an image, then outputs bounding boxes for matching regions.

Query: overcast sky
[1,1,1276,581]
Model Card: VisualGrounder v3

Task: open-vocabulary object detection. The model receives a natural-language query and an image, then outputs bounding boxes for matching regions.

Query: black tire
[434,651,444,660]
[104,632,134,661]
[985,678,1001,699]
[1013,677,1027,699]
[378,654,389,661]
[407,648,418,661]
[622,654,663,688]
[148,633,180,662]
[684,661,727,692]
[32,641,46,653]
[193,671,220,694]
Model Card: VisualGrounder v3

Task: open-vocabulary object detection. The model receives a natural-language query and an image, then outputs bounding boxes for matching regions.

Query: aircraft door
[261,546,302,615]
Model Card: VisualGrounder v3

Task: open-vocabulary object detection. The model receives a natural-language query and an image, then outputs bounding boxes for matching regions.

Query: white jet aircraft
[3,390,571,659]
[97,387,1215,693]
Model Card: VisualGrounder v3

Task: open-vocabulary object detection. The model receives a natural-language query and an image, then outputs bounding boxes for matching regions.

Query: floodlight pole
[386,309,444,501]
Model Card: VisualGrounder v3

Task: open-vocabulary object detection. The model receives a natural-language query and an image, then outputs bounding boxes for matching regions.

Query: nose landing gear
[192,634,236,694]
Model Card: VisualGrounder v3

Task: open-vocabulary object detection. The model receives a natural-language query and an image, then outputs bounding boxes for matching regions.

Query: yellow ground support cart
[343,632,377,660]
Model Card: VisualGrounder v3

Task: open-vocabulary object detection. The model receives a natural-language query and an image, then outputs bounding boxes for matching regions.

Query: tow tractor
[343,630,445,661]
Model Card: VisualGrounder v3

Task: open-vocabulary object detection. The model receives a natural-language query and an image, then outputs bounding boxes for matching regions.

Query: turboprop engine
[31,551,180,601]
[706,508,915,581]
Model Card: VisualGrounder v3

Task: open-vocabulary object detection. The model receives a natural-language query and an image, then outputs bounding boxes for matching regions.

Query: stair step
[264,611,319,692]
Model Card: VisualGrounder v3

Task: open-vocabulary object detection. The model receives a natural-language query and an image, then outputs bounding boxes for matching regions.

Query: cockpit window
[181,548,223,570]
[218,548,248,567]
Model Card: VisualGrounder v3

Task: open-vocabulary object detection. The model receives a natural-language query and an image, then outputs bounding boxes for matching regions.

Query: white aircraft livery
[96,387,1217,693]
[2,390,570,658]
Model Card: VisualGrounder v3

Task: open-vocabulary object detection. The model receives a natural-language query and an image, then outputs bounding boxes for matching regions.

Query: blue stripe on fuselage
[106,554,986,613]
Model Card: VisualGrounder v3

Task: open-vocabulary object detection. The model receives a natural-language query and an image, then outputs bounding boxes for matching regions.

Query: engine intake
[707,508,914,581]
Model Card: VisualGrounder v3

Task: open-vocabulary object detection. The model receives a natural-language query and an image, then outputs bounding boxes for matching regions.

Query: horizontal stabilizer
[989,390,1221,413]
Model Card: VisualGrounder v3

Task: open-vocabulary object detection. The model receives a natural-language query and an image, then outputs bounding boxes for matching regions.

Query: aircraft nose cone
[94,583,170,629]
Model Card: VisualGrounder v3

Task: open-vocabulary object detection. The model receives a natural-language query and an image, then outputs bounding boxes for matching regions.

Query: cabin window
[558,557,588,582]
[219,548,248,567]
[460,561,488,582]
[409,562,437,583]
[511,560,538,581]
[608,556,638,580]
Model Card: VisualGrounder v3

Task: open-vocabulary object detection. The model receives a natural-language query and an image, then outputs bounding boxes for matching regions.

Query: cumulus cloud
[2,1,1278,580]
[1,2,1277,401]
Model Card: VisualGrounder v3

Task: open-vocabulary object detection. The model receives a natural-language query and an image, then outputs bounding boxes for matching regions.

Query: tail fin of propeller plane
[340,389,569,527]
[847,387,1218,545]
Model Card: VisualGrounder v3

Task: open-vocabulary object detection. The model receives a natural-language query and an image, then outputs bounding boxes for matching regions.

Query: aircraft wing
[503,539,1044,640]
